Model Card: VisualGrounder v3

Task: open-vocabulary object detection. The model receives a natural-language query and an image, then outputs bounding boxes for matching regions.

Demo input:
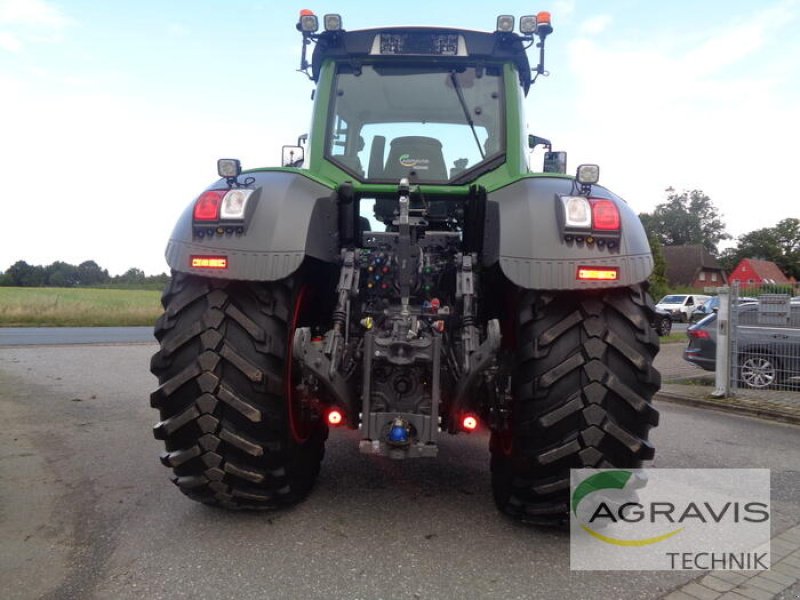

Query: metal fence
[720,282,800,397]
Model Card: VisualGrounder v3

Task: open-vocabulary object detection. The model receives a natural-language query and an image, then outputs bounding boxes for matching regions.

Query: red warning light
[462,415,478,431]
[327,409,344,426]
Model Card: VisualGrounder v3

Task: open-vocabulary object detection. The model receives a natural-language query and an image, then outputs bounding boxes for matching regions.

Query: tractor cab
[293,12,559,186]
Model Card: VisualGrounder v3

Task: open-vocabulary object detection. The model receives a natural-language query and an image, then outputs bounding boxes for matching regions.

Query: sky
[1,0,798,275]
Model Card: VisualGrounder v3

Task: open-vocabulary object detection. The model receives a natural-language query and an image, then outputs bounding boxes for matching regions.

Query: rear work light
[577,267,618,281]
[191,256,228,269]
[496,15,515,32]
[519,15,537,34]
[561,196,592,228]
[323,14,342,31]
[298,9,318,32]
[219,189,253,220]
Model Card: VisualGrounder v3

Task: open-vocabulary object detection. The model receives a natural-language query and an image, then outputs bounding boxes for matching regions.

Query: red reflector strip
[191,256,228,269]
[577,266,618,281]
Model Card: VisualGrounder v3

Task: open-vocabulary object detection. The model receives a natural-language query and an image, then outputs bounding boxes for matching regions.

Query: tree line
[639,188,799,299]
[0,260,169,290]
[3,193,798,296]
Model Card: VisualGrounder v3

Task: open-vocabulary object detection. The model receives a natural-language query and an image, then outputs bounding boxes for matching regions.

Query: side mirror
[282,145,304,167]
[528,134,552,150]
[543,151,567,173]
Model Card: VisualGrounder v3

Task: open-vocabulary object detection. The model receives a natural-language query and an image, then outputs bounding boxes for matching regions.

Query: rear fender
[483,177,653,290]
[165,171,338,280]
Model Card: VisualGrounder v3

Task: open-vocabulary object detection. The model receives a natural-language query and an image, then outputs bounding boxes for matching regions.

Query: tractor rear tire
[150,273,326,509]
[490,285,660,524]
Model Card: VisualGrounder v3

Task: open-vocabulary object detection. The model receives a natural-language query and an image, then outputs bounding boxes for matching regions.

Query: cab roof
[310,27,533,93]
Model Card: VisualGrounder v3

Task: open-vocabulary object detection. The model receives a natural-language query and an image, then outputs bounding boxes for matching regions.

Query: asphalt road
[0,327,154,346]
[0,344,798,600]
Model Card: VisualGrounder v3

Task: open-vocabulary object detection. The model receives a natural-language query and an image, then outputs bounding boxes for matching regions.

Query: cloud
[0,0,72,51]
[0,0,70,28]
[559,2,800,239]
[682,2,797,78]
[552,0,576,20]
[0,71,298,275]
[0,29,20,51]
[579,15,612,35]
[166,23,188,38]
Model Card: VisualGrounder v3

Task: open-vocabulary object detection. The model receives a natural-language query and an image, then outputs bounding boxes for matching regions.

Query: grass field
[0,286,699,334]
[661,332,688,345]
[0,287,163,327]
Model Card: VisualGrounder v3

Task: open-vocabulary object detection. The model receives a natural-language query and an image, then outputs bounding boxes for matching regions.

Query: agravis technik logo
[571,470,684,547]
[570,469,771,571]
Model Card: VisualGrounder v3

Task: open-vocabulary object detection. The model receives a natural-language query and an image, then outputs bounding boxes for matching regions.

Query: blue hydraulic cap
[387,417,409,445]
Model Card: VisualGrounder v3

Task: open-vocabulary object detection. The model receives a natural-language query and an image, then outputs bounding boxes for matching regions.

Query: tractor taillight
[577,267,618,281]
[590,199,621,231]
[193,190,225,221]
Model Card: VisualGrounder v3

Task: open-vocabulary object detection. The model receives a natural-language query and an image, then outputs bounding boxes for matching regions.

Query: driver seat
[383,136,447,181]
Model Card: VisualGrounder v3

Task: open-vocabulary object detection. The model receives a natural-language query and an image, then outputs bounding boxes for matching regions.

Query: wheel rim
[286,285,312,443]
[741,355,776,389]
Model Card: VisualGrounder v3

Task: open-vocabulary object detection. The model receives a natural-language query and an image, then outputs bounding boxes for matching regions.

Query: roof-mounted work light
[496,15,515,33]
[323,13,342,31]
[520,15,537,35]
[298,9,318,33]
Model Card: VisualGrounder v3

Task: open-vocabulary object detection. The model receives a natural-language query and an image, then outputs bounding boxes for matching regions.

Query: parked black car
[683,302,800,389]
[652,307,672,336]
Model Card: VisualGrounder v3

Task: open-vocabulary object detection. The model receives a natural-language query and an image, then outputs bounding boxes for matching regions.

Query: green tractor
[150,11,660,523]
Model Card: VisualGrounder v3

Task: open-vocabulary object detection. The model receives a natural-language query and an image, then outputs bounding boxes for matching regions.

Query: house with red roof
[727,258,792,285]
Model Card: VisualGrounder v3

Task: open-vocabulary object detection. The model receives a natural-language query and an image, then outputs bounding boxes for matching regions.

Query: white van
[656,294,711,323]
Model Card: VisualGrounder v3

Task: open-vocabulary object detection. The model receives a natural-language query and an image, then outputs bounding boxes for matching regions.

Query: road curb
[655,391,800,427]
